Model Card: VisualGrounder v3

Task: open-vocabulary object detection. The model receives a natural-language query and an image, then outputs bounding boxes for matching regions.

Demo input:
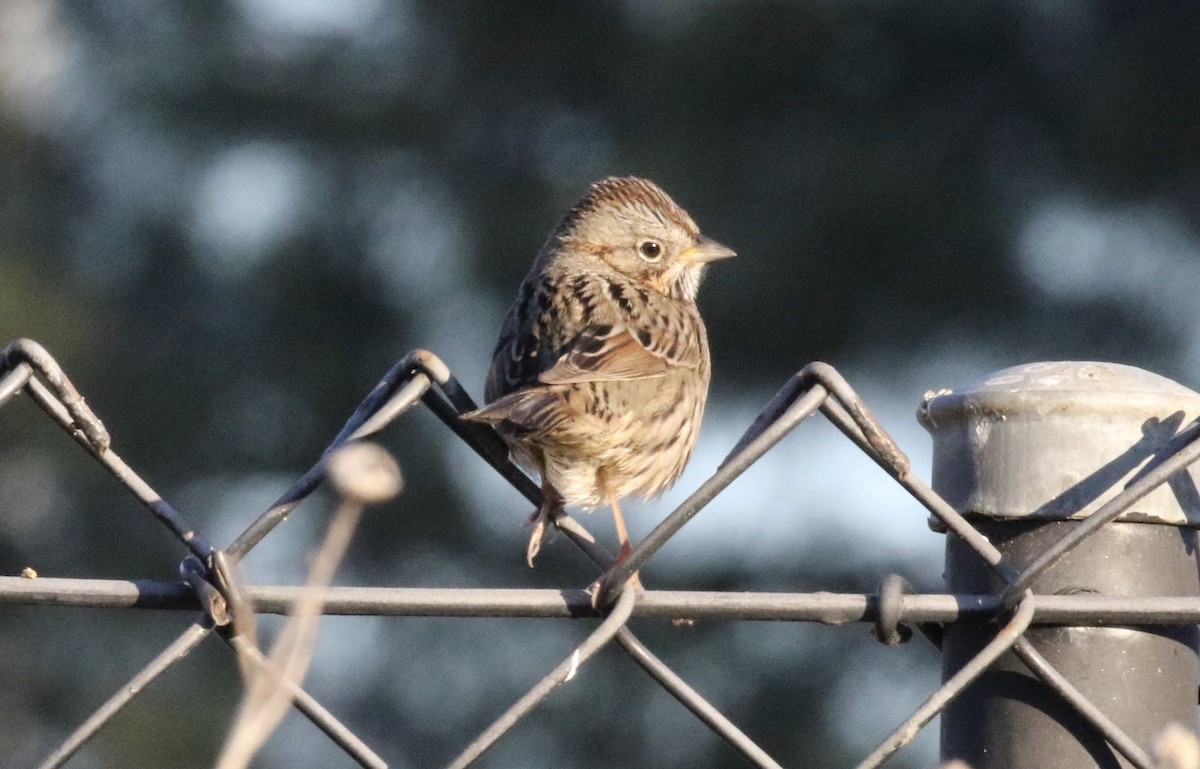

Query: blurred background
[1,1,1199,767]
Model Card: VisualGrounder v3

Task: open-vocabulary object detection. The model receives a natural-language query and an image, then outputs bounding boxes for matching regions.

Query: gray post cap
[918,361,1200,526]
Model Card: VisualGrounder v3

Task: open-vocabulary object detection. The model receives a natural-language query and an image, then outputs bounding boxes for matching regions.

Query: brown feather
[538,328,679,384]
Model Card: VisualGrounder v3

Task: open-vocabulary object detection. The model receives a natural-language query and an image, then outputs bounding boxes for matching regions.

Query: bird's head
[554,176,735,300]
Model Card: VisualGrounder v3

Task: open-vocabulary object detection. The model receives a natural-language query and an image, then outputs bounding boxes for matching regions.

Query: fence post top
[920,361,1197,415]
[918,361,1200,526]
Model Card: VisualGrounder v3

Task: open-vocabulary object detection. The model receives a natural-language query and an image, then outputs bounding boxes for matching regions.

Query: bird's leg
[527,480,562,567]
[608,489,643,592]
[586,487,644,608]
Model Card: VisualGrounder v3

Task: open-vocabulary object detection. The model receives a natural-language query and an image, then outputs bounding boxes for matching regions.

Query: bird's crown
[562,176,699,239]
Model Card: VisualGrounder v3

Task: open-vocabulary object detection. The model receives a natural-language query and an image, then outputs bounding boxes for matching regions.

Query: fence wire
[2,337,1198,769]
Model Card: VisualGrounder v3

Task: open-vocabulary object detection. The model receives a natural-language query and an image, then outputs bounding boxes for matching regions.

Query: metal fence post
[920,361,1200,768]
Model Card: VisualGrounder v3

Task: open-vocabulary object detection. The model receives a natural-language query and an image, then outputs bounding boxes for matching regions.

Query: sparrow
[465,176,734,585]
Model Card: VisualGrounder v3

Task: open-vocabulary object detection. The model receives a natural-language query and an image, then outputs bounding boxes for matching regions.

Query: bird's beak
[679,236,736,265]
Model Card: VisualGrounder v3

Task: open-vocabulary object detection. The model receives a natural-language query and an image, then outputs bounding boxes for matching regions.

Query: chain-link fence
[2,338,1199,769]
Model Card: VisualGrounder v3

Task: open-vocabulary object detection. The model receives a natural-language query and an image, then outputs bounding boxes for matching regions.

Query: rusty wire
[2,338,1199,769]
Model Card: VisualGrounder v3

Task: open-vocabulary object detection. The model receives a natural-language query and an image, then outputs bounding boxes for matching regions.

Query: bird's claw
[526,506,551,567]
[586,570,644,610]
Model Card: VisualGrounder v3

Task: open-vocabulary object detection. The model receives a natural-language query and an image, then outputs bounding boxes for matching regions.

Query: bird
[464,176,735,588]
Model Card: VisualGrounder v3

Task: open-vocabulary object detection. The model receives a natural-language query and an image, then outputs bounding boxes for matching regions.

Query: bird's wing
[461,386,564,433]
[537,320,699,385]
[483,308,535,404]
[467,323,681,431]
[481,272,704,397]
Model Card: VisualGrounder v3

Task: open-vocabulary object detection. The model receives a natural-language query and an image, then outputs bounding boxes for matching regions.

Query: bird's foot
[526,506,551,567]
[587,572,644,610]
[587,543,644,609]
[614,539,644,592]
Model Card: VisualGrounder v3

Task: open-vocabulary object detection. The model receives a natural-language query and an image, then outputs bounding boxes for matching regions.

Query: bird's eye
[637,240,663,261]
